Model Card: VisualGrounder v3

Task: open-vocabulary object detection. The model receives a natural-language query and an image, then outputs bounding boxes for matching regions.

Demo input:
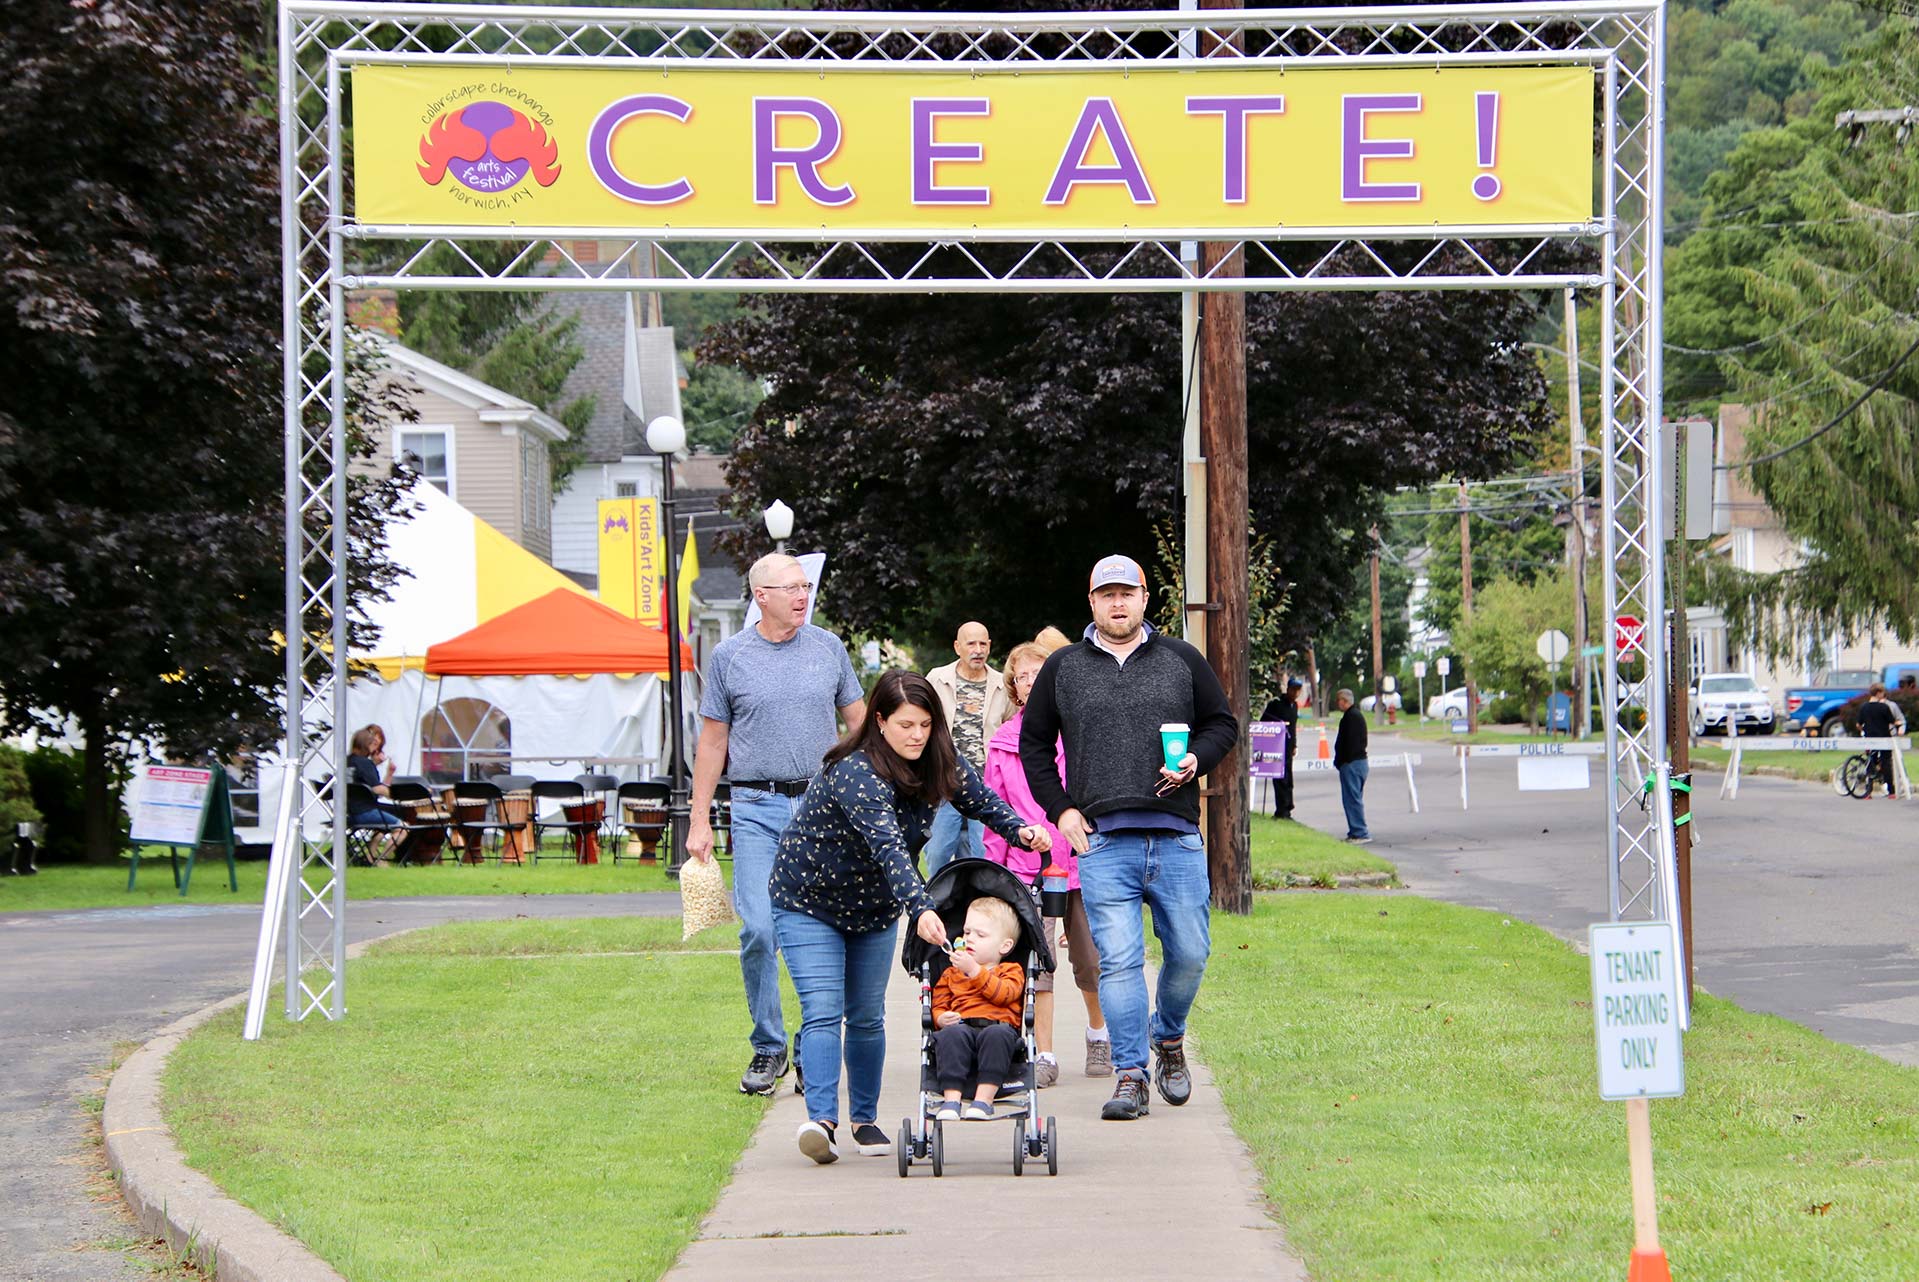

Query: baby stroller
[897,857,1060,1177]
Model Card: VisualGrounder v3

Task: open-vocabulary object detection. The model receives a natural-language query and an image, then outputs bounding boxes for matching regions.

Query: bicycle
[1838,750,1874,799]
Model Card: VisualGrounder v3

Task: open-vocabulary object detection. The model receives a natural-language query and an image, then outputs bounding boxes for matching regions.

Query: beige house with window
[364,334,569,562]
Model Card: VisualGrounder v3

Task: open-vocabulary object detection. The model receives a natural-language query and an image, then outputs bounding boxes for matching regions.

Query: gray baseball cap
[1088,554,1146,591]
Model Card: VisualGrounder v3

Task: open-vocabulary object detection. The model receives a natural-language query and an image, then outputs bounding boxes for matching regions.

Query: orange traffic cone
[1316,725,1331,760]
[1627,1249,1673,1282]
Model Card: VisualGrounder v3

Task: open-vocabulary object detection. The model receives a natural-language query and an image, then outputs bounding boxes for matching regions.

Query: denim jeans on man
[731,787,806,1056]
[922,801,985,878]
[1337,759,1370,840]
[1076,830,1212,1075]
[773,907,898,1125]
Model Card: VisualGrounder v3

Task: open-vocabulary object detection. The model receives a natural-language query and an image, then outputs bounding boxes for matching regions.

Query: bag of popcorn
[680,855,736,941]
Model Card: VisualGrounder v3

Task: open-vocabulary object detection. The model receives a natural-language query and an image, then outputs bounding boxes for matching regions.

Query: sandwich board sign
[1589,921,1684,1100]
[127,763,239,896]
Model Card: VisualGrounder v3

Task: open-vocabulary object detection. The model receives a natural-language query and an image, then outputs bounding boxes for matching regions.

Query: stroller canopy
[901,857,1056,978]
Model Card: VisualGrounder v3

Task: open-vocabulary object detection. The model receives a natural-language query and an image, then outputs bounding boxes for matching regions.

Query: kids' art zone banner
[353,64,1595,234]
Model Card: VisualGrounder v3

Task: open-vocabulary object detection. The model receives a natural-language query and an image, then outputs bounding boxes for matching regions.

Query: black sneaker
[849,1122,891,1156]
[1153,1036,1193,1106]
[1100,1073,1151,1121]
[740,1047,788,1095]
[797,1120,838,1164]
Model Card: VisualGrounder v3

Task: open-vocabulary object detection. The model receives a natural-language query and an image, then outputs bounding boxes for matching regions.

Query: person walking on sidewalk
[687,552,867,1098]
[1257,677,1303,819]
[1334,689,1371,843]
[983,637,1109,1087]
[771,670,1050,1164]
[925,621,1012,876]
[1018,554,1239,1122]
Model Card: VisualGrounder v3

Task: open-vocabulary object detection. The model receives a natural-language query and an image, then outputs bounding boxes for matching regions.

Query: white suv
[1689,672,1776,736]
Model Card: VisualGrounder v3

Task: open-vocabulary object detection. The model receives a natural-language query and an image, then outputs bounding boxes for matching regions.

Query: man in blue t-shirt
[688,553,866,1095]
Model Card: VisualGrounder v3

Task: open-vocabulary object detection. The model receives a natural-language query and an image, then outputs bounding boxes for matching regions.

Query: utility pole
[1199,0,1250,916]
[1370,525,1384,726]
[1669,462,1696,1005]
[1566,288,1591,739]
[1460,480,1479,734]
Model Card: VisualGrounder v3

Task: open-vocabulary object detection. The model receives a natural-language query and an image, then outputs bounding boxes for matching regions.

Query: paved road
[1287,733,1919,1066]
[0,890,678,1282]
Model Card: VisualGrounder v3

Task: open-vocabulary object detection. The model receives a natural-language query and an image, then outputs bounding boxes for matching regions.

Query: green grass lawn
[164,915,767,1282]
[1194,894,1919,1281]
[1251,814,1396,887]
[0,855,683,914]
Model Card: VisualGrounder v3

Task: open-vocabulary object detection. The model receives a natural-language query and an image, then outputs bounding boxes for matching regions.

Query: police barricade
[1711,731,1911,800]
[1277,753,1424,814]
[1454,741,1611,810]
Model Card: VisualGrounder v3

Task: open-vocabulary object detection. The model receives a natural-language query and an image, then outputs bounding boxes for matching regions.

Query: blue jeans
[1338,760,1370,839]
[1077,830,1212,1076]
[773,907,897,1126]
[731,788,804,1055]
[923,801,985,878]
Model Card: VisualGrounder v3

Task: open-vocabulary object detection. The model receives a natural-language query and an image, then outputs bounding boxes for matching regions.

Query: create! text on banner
[352,63,1595,234]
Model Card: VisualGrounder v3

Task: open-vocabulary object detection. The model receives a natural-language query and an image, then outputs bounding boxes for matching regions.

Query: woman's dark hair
[823,670,960,806]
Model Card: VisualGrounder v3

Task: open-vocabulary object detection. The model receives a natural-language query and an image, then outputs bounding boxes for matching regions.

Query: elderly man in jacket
[924,620,1013,876]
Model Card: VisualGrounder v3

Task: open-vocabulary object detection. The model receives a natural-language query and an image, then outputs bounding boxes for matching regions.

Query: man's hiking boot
[1153,1036,1193,1106]
[740,1046,789,1096]
[1100,1072,1151,1121]
[1084,1032,1113,1077]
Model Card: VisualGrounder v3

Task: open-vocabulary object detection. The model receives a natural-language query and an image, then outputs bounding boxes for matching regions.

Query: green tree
[396,247,596,489]
[1668,22,1919,654]
[1455,571,1581,730]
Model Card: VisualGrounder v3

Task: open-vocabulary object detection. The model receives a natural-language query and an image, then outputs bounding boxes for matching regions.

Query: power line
[1719,324,1919,470]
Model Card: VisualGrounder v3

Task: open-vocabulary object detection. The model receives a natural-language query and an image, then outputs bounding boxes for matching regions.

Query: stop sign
[1615,614,1645,656]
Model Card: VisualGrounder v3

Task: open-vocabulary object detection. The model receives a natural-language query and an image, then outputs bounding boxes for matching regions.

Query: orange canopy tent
[423,589,674,676]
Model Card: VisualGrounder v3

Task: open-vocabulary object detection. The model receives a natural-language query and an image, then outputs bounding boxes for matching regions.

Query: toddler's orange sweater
[931,961,1024,1027]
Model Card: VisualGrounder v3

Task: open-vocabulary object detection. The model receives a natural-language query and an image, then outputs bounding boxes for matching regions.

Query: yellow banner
[597,498,663,627]
[353,63,1593,234]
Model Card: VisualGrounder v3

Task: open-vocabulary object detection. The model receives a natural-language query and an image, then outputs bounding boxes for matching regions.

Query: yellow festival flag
[676,522,700,639]
[597,497,663,626]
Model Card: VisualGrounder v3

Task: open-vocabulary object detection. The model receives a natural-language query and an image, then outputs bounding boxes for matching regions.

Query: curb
[103,992,347,1282]
[101,931,414,1282]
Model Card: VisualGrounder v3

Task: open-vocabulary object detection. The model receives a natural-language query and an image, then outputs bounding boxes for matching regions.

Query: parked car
[1359,691,1403,712]
[1688,672,1775,736]
[1784,666,1902,735]
[1424,685,1486,719]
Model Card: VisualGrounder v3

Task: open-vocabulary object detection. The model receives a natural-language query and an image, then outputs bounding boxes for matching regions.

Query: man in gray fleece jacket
[1019,554,1238,1121]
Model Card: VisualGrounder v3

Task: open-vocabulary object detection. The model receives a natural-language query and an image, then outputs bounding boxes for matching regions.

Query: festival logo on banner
[415,92,562,212]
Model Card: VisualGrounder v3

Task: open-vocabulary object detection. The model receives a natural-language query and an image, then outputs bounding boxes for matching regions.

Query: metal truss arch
[271,0,1673,1025]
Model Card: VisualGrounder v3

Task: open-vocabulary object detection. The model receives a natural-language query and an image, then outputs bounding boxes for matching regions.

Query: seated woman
[769,670,1051,1165]
[347,724,402,861]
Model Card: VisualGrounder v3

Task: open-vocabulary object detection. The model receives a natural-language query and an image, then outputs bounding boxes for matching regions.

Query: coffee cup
[1160,723,1191,771]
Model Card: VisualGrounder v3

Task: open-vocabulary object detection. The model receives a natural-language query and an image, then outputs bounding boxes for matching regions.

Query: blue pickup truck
[1783,666,1919,736]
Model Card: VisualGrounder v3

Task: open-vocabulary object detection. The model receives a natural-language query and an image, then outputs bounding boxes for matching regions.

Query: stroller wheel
[1045,1116,1059,1176]
[1012,1119,1026,1176]
[897,1118,912,1178]
[931,1121,945,1177]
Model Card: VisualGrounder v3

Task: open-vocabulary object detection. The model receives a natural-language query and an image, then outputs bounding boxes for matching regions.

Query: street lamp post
[763,499,793,553]
[647,415,690,874]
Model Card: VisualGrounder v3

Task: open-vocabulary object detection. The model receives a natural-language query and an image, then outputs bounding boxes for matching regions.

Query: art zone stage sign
[352,64,1595,235]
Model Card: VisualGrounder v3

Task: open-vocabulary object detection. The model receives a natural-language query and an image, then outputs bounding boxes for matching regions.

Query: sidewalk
[668,958,1307,1281]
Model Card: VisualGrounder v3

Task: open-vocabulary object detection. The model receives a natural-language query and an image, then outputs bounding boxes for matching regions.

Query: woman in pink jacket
[982,637,1109,1086]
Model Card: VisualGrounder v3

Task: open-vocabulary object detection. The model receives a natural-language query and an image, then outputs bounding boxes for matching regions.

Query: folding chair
[385,781,451,865]
[491,775,539,865]
[449,781,513,864]
[616,781,671,863]
[532,780,599,863]
[710,781,733,860]
[575,772,621,853]
[344,782,404,865]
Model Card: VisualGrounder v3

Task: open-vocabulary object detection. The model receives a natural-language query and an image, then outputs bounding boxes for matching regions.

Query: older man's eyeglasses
[762,581,813,596]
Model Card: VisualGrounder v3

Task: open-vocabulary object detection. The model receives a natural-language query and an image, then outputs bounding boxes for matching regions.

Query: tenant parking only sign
[1589,922,1685,1100]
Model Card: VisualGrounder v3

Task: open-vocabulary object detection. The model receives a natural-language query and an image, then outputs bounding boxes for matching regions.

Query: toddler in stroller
[898,859,1060,1176]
